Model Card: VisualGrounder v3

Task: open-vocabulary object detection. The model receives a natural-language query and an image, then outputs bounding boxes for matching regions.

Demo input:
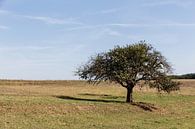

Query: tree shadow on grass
[78,93,125,99]
[55,95,124,103]
[131,102,158,112]
[54,95,158,112]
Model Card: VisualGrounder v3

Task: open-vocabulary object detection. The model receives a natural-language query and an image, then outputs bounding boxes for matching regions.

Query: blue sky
[0,0,195,80]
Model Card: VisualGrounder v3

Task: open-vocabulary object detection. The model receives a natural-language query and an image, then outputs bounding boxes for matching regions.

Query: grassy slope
[0,80,194,129]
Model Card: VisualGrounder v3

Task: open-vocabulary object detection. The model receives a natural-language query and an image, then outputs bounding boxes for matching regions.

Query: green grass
[0,80,194,129]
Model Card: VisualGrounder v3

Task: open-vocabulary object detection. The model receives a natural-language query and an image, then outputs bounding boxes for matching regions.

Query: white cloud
[18,15,83,25]
[0,9,83,25]
[67,25,102,31]
[164,23,195,27]
[68,22,195,32]
[94,8,120,15]
[108,23,150,27]
[83,8,120,16]
[0,25,9,30]
[107,23,195,27]
[0,9,9,14]
[103,28,121,36]
[67,24,121,36]
[142,0,193,8]
[0,46,53,52]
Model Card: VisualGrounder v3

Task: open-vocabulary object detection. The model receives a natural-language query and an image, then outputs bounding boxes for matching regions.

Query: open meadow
[0,79,194,129]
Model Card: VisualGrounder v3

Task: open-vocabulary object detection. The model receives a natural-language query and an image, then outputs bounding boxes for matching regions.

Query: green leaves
[149,77,180,93]
[76,41,180,93]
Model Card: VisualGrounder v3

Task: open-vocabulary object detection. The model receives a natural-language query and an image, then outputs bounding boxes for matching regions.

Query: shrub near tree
[170,73,195,79]
[76,41,180,103]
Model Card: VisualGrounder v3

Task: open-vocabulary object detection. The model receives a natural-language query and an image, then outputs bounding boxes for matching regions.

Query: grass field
[0,79,194,129]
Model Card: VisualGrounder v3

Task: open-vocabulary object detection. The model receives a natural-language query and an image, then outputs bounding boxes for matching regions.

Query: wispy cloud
[0,25,9,30]
[142,0,193,8]
[67,22,195,32]
[0,9,9,14]
[82,8,120,17]
[100,8,119,14]
[20,15,83,25]
[165,23,195,27]
[0,9,83,26]
[0,8,119,26]
[92,8,120,15]
[67,25,102,31]
[105,29,121,36]
[0,46,53,51]
[107,23,195,27]
[107,23,151,27]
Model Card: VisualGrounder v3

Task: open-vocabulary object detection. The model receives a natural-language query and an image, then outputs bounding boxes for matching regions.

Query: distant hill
[170,73,195,79]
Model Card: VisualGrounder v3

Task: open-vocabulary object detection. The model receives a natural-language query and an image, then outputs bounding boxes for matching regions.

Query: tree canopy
[76,41,180,103]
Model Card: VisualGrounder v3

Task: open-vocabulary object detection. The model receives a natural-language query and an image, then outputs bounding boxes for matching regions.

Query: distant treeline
[170,73,195,79]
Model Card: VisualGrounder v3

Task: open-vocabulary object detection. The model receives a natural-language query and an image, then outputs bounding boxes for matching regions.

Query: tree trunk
[126,86,133,103]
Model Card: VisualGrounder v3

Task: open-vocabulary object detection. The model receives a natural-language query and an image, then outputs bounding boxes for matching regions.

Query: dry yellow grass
[0,79,194,96]
[0,79,194,129]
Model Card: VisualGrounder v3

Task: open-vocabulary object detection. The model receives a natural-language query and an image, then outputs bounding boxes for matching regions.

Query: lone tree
[76,41,180,103]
